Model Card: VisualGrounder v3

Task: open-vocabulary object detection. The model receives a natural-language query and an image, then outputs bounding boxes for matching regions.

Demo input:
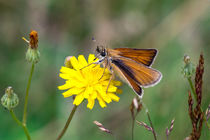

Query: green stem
[146,111,157,140]
[22,63,35,125]
[187,78,197,100]
[10,110,31,140]
[56,105,78,140]
[187,77,210,129]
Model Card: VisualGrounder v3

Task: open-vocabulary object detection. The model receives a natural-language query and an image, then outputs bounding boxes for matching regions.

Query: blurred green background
[0,0,209,139]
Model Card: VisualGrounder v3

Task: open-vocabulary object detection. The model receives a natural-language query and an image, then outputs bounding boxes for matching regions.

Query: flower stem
[10,110,31,140]
[187,77,210,129]
[146,111,157,140]
[22,63,35,125]
[56,105,78,140]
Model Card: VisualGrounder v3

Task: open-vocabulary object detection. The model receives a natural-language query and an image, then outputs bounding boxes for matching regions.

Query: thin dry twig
[130,96,143,140]
[166,119,175,140]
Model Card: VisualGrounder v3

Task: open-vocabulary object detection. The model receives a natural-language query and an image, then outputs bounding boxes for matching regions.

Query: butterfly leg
[98,62,108,81]
[106,72,115,94]
[80,57,105,70]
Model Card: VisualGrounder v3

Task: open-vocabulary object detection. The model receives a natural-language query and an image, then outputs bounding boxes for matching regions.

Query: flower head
[58,54,121,109]
[22,30,40,63]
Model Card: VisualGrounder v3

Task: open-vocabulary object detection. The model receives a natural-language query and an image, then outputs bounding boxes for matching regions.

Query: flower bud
[23,30,40,63]
[1,86,19,110]
[182,55,195,78]
[64,56,73,68]
[26,47,40,63]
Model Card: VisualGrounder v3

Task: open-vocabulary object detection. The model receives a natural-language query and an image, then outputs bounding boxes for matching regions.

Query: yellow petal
[59,73,71,80]
[107,85,117,92]
[87,98,95,109]
[73,93,84,105]
[102,95,112,103]
[62,88,85,98]
[97,89,112,103]
[58,81,72,90]
[70,78,85,88]
[78,55,88,68]
[60,66,76,74]
[97,96,107,108]
[91,91,97,99]
[100,75,111,81]
[84,86,93,98]
[70,56,80,70]
[107,93,120,102]
[88,54,97,64]
[112,81,122,86]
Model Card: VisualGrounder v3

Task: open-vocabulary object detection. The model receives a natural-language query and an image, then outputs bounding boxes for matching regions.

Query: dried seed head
[93,121,112,134]
[198,113,204,135]
[166,118,175,137]
[188,91,194,122]
[136,121,153,132]
[133,97,138,109]
[169,119,175,132]
[130,96,143,120]
[93,121,103,127]
[130,100,135,119]
[195,53,204,107]
[137,102,143,113]
[166,127,169,137]
[186,53,205,140]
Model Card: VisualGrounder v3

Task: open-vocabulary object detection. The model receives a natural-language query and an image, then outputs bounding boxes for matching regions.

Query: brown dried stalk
[186,54,205,140]
[130,96,143,140]
[136,121,153,132]
[166,119,175,140]
[136,112,157,140]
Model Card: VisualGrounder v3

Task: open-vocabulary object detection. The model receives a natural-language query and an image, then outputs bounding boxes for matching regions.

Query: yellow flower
[58,54,122,109]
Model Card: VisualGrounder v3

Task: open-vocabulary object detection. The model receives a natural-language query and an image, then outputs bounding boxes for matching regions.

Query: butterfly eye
[101,50,106,57]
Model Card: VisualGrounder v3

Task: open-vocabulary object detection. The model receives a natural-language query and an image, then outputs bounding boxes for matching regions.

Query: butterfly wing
[109,48,157,67]
[111,62,143,96]
[111,57,162,96]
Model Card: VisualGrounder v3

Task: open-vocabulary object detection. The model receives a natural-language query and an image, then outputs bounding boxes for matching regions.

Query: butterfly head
[96,46,107,57]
